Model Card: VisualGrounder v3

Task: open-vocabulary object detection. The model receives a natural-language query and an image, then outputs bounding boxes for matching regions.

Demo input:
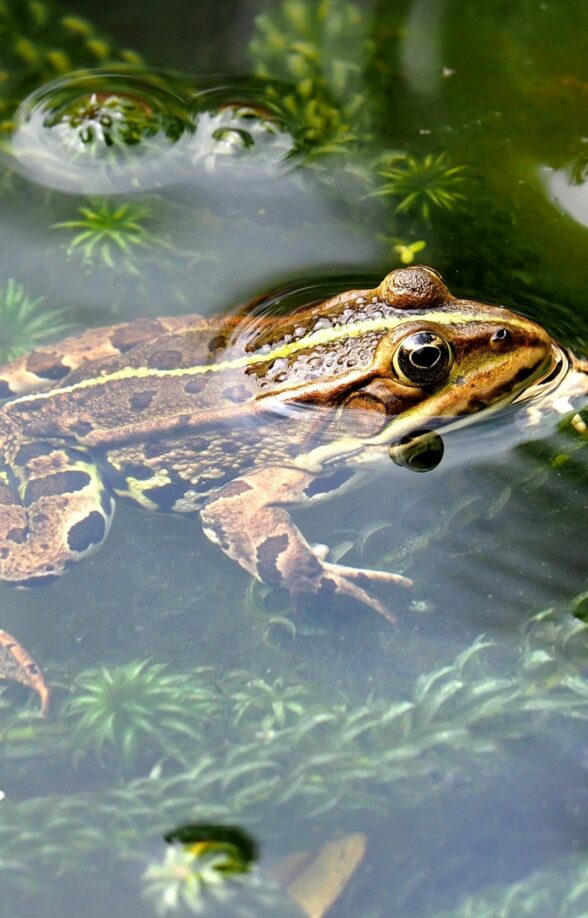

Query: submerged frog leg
[0,440,115,586]
[201,467,411,624]
[0,630,49,715]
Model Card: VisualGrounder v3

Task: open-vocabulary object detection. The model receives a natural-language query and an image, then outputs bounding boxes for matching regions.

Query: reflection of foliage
[442,853,588,918]
[249,0,371,156]
[43,89,191,158]
[64,661,220,769]
[0,278,71,363]
[187,103,293,173]
[0,0,141,131]
[53,199,165,272]
[375,153,469,221]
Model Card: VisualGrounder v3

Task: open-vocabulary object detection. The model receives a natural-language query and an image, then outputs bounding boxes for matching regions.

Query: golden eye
[392,331,453,386]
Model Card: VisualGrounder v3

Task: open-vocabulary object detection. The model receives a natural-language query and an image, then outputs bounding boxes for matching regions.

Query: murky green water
[2,1,588,916]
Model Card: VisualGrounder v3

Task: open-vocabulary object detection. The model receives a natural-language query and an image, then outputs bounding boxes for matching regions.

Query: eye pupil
[393,331,453,386]
[410,345,441,369]
[492,328,509,342]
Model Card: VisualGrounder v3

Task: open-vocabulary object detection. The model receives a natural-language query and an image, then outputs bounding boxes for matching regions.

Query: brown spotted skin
[0,315,206,398]
[0,267,556,630]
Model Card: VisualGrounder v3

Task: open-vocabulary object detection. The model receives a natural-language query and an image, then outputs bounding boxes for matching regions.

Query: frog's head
[373,265,553,418]
[300,266,557,468]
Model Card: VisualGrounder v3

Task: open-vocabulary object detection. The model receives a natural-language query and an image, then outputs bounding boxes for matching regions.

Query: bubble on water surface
[183,99,295,178]
[9,68,194,194]
[8,69,299,194]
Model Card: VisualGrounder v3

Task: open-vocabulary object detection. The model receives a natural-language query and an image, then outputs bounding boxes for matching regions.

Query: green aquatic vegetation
[65,660,221,769]
[143,846,234,915]
[228,674,317,732]
[439,853,588,917]
[249,0,371,157]
[2,608,588,909]
[0,0,141,132]
[251,0,369,95]
[374,152,469,221]
[391,238,427,265]
[0,277,71,363]
[53,199,165,273]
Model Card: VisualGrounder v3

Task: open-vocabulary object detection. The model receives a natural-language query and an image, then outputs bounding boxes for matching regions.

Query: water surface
[2,1,588,916]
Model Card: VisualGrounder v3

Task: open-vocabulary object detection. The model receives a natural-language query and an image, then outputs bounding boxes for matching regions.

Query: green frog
[0,266,575,638]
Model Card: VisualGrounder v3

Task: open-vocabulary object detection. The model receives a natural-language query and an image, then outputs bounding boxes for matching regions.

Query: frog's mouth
[302,343,563,472]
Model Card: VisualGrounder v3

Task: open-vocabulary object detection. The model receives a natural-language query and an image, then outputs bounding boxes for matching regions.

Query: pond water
[2,1,588,916]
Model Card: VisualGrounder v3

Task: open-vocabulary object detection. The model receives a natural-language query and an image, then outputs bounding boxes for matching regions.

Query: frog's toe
[324,561,412,588]
[295,567,400,625]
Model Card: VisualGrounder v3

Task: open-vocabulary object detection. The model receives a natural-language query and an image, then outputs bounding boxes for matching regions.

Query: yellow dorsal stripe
[11,309,532,405]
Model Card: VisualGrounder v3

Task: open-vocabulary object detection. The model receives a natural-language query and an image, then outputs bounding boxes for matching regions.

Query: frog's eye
[392,331,453,386]
[491,327,511,344]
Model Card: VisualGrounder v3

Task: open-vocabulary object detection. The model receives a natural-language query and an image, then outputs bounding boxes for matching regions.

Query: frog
[0,265,573,671]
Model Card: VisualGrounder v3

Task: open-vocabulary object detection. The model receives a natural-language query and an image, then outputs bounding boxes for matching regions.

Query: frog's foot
[201,467,411,625]
[0,630,49,714]
[0,443,114,586]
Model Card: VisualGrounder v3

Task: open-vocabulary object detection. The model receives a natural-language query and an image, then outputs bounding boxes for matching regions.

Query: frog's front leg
[201,467,411,624]
[0,441,115,586]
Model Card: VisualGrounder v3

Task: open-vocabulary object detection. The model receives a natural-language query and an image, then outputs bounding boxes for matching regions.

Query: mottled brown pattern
[184,378,206,395]
[24,470,91,505]
[110,318,167,352]
[256,532,290,584]
[25,351,68,380]
[147,349,184,370]
[0,266,558,625]
[222,385,251,403]
[205,479,253,503]
[6,527,27,544]
[130,390,156,412]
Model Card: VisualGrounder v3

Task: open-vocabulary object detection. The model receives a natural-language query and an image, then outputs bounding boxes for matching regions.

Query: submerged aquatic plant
[228,675,315,732]
[441,853,588,918]
[249,0,371,156]
[65,660,220,768]
[0,278,71,363]
[375,152,469,221]
[53,199,164,272]
[1,607,588,911]
[392,238,427,265]
[0,0,141,132]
